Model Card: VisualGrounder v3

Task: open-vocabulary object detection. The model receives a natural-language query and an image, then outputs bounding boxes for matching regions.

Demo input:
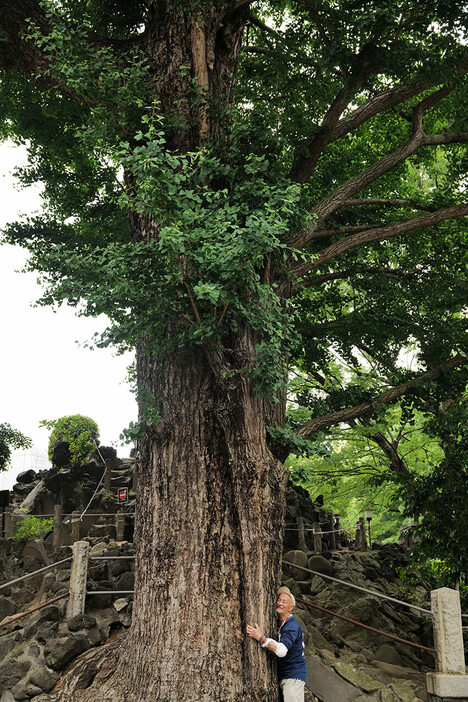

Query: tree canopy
[1,2,466,411]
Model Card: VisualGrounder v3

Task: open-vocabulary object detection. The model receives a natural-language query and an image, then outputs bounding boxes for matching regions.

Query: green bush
[13,516,55,542]
[42,414,99,465]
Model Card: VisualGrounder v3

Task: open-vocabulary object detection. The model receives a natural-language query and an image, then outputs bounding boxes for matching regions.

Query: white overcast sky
[0,141,137,472]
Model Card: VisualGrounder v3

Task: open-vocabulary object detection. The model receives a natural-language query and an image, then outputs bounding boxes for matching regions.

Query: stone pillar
[4,508,13,539]
[328,512,336,551]
[334,514,341,549]
[426,587,468,700]
[71,511,81,543]
[313,523,322,554]
[53,504,63,548]
[104,460,111,491]
[67,540,89,619]
[115,512,126,542]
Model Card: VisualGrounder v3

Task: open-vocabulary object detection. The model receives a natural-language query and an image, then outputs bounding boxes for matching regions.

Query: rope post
[67,540,89,619]
[328,512,336,551]
[354,521,361,550]
[335,514,342,549]
[104,460,111,491]
[53,505,63,548]
[426,587,468,700]
[313,523,322,554]
[4,508,13,539]
[71,511,81,543]
[115,512,126,542]
[296,517,307,552]
[358,517,368,551]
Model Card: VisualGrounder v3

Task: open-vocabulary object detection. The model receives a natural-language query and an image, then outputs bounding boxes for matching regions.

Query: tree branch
[248,13,280,37]
[291,203,468,281]
[296,354,468,437]
[288,91,468,250]
[289,57,468,186]
[296,265,416,290]
[337,198,436,211]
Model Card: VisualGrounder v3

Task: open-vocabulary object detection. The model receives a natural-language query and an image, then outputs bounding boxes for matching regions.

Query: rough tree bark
[33,4,288,701]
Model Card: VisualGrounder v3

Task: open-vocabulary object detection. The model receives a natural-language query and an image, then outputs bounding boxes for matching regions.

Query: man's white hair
[277,586,296,608]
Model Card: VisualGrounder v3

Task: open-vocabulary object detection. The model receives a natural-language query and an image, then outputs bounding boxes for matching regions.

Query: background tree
[0,423,32,472]
[41,414,99,464]
[0,2,466,700]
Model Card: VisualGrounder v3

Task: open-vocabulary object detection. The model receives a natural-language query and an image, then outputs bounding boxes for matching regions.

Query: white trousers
[280,678,305,702]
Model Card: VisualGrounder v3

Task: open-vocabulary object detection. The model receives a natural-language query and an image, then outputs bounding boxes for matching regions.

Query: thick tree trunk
[37,333,288,702]
[126,332,288,700]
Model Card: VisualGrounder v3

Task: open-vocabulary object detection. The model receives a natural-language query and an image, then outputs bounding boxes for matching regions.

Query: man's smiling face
[276,593,294,620]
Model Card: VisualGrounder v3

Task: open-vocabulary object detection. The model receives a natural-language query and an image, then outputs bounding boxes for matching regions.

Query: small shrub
[13,516,55,542]
[42,414,99,465]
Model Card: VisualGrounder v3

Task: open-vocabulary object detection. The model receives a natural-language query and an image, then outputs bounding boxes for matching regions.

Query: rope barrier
[0,557,73,591]
[285,527,349,535]
[282,560,432,615]
[78,441,109,522]
[89,556,136,561]
[86,590,134,595]
[0,592,70,629]
[295,596,436,654]
[25,513,135,518]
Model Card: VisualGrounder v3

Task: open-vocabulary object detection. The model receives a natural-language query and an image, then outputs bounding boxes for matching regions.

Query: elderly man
[247,586,307,702]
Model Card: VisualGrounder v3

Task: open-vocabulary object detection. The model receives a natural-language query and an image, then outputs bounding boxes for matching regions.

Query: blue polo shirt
[277,614,307,682]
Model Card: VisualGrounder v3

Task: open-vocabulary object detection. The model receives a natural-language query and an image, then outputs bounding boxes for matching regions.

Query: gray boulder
[16,470,37,484]
[308,555,333,578]
[67,614,97,632]
[284,550,309,580]
[0,638,15,660]
[373,643,403,667]
[28,665,60,692]
[45,635,91,670]
[0,659,31,696]
[0,597,17,622]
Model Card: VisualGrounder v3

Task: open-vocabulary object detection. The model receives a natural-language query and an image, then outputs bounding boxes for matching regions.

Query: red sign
[117,487,128,504]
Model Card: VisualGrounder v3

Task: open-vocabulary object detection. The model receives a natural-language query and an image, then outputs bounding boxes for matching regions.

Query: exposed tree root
[35,633,128,702]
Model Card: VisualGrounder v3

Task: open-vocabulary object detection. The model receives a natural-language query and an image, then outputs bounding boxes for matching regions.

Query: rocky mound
[1,456,466,702]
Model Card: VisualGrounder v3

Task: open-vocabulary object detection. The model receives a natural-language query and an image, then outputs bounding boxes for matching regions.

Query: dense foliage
[0,423,32,472]
[13,515,55,542]
[42,414,99,465]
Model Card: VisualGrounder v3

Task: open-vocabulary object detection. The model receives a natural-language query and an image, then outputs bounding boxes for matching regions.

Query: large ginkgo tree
[0,1,466,699]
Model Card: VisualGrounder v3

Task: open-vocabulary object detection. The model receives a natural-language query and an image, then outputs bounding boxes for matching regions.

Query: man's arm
[246,623,288,657]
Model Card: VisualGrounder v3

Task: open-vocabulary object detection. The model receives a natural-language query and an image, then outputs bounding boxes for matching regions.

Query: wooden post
[53,504,63,548]
[104,460,111,491]
[4,508,13,539]
[328,512,336,551]
[313,523,322,554]
[334,514,341,549]
[67,540,89,619]
[354,521,361,550]
[359,517,368,551]
[115,512,126,541]
[71,511,81,543]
